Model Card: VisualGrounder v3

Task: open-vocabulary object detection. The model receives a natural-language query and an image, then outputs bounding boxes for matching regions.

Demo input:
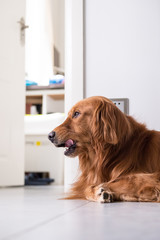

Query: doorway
[24,0,65,186]
[0,0,83,187]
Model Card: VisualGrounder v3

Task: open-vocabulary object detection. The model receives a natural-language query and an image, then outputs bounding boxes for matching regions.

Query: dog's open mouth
[57,139,76,156]
[64,139,76,156]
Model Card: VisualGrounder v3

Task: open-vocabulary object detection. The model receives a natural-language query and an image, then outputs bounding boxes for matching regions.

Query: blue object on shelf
[26,80,38,86]
[49,74,64,85]
[49,79,63,84]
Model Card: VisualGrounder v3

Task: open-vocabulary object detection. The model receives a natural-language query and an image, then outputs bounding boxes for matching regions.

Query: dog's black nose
[48,131,56,142]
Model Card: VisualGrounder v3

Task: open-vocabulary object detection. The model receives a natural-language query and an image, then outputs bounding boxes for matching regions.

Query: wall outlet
[110,98,129,114]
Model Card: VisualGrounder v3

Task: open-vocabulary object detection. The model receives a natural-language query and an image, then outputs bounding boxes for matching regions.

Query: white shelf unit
[25,89,65,184]
[26,89,65,114]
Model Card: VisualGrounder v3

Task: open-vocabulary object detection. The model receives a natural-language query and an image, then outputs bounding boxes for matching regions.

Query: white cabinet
[24,114,65,185]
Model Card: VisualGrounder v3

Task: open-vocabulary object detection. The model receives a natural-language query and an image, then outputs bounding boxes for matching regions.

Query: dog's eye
[72,111,80,118]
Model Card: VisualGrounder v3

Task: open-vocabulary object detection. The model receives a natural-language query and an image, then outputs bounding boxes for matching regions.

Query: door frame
[64,0,84,190]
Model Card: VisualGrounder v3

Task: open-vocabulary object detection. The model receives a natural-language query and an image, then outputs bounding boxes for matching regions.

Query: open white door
[64,0,84,190]
[0,0,25,186]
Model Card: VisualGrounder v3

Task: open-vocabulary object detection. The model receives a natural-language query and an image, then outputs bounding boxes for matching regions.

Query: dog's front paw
[85,184,114,203]
[96,186,113,203]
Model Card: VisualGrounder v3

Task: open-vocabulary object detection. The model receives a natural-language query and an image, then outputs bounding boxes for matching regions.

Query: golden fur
[51,96,160,202]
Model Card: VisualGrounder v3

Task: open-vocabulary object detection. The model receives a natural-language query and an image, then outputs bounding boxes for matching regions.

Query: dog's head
[48,96,130,157]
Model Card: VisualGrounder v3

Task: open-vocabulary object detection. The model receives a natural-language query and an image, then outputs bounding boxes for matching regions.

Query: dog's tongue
[65,139,74,148]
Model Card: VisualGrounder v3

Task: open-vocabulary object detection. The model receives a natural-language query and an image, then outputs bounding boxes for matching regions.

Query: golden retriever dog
[48,96,160,203]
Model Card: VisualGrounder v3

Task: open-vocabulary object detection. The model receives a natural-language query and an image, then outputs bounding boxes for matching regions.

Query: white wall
[26,0,54,85]
[85,0,160,130]
[51,0,65,69]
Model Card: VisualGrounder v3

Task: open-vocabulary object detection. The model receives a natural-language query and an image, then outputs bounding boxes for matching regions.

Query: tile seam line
[1,201,90,240]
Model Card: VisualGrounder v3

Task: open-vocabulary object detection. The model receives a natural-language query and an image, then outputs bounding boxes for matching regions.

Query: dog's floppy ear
[91,100,118,145]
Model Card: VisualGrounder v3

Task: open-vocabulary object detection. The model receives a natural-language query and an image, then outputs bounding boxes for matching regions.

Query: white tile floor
[0,185,160,240]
